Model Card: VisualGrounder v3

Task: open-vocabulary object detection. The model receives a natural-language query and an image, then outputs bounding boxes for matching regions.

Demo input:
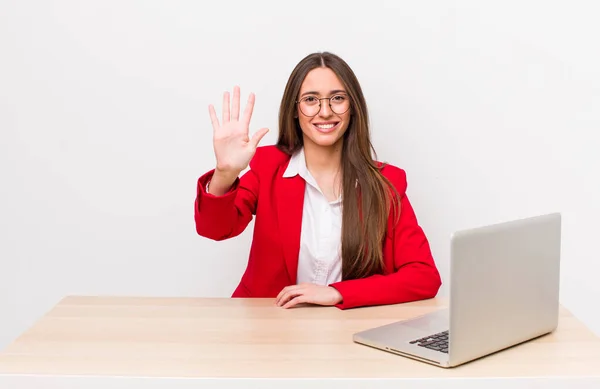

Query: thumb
[250,128,269,148]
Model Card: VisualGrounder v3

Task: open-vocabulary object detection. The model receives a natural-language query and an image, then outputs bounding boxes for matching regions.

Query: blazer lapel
[276,170,305,285]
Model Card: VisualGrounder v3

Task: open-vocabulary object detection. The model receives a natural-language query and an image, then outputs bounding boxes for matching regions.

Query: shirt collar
[283,147,318,191]
[283,147,306,178]
[283,147,342,204]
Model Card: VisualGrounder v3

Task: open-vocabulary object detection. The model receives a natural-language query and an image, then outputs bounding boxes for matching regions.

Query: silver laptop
[353,212,561,368]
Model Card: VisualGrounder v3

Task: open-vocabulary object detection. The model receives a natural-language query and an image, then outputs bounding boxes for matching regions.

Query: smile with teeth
[314,123,338,131]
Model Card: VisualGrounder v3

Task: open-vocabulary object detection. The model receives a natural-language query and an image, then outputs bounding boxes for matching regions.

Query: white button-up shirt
[283,147,343,286]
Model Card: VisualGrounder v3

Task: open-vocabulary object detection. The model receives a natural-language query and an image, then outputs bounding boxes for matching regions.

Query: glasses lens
[330,94,350,115]
[299,96,320,117]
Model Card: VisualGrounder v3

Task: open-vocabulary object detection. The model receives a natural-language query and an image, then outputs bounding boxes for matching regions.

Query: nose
[318,99,333,117]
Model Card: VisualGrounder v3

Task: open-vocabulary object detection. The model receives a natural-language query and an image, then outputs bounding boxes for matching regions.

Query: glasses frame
[295,93,351,117]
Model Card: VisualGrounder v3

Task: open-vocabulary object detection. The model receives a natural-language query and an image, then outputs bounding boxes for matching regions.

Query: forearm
[207,168,240,196]
[194,168,257,241]
[330,262,442,309]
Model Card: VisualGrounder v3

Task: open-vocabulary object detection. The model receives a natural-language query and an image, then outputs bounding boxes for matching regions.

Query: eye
[302,96,319,104]
[331,95,346,102]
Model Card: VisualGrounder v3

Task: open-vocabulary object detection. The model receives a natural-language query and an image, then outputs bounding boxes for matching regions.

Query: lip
[312,122,340,134]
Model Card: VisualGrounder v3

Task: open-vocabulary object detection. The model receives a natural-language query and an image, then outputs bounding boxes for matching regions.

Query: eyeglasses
[296,94,351,117]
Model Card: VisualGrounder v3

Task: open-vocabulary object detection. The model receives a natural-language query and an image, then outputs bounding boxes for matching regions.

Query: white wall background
[1,0,599,350]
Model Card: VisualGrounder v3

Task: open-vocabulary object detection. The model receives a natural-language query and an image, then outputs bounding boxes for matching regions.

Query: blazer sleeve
[329,169,442,309]
[194,150,261,241]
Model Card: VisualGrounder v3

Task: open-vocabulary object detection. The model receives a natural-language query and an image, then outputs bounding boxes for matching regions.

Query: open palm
[208,86,269,175]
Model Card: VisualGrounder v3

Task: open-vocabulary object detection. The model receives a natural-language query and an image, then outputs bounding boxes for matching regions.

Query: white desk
[1,296,599,388]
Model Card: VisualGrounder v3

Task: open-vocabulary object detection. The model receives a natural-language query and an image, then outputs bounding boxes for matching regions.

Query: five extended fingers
[209,86,266,142]
[208,86,255,130]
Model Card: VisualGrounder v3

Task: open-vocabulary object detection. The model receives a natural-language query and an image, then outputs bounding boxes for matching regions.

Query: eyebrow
[300,89,347,97]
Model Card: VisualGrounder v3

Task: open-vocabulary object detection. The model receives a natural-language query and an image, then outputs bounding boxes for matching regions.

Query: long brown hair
[276,52,401,280]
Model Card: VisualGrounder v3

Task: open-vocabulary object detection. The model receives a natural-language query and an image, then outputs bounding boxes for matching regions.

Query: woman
[194,51,441,309]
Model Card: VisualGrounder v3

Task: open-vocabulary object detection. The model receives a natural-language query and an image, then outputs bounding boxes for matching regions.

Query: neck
[303,140,343,176]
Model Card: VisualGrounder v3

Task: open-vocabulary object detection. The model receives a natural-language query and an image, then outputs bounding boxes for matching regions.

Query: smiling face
[296,67,352,150]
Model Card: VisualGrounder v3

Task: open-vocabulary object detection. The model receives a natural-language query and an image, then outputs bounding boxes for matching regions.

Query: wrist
[214,167,241,182]
[207,168,240,196]
[329,286,343,304]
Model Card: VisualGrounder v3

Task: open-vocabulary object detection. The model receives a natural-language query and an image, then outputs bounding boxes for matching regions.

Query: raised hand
[208,86,269,177]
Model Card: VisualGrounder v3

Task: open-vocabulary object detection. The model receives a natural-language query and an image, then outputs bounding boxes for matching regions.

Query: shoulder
[254,145,290,163]
[249,145,292,174]
[376,161,408,195]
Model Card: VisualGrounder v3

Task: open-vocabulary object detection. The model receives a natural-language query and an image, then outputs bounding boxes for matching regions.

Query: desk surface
[0,296,599,381]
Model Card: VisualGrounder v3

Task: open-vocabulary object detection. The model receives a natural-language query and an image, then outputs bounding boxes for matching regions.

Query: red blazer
[194,145,441,309]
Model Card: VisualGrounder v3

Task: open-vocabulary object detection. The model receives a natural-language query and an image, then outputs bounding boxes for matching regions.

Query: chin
[300,121,348,149]
[306,133,344,148]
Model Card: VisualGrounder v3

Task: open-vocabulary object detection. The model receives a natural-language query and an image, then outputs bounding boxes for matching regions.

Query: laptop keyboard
[409,330,449,353]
